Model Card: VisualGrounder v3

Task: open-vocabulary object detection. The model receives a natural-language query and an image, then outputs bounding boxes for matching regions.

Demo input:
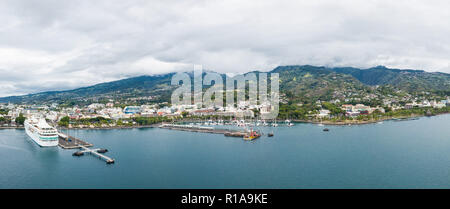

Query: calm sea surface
[1,114,450,189]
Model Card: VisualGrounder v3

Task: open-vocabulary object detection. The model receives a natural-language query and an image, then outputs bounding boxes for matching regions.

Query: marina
[159,123,261,140]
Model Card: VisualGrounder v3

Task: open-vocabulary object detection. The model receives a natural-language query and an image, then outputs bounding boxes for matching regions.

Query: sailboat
[285,119,294,126]
[262,120,268,126]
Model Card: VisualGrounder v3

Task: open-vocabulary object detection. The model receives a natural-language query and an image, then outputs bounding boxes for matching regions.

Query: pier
[159,124,250,138]
[73,146,115,164]
[58,132,93,149]
[58,131,115,164]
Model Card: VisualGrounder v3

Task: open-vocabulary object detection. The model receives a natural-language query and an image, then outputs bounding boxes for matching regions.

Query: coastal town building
[0,89,449,128]
[317,109,331,118]
[124,106,141,114]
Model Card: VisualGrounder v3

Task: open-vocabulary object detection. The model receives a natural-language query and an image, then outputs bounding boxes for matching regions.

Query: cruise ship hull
[24,121,59,147]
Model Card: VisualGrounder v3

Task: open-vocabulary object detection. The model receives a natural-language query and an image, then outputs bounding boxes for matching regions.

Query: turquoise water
[1,114,450,189]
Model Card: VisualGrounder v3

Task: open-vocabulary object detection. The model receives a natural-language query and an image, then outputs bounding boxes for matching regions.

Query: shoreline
[0,126,24,129]
[55,124,160,130]
[0,124,159,130]
[292,112,449,126]
[1,112,448,130]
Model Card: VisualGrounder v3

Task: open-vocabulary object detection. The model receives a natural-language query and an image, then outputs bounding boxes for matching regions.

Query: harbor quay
[58,131,114,164]
[159,124,254,138]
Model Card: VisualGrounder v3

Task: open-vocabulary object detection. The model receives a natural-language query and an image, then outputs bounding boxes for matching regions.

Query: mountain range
[1,65,449,104]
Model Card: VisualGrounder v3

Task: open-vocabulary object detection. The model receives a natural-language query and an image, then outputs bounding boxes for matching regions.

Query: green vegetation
[58,116,70,127]
[0,109,8,115]
[277,100,450,123]
[133,117,172,125]
[0,65,448,107]
[321,102,345,115]
[57,115,178,128]
[332,66,450,92]
[278,104,310,120]
[15,113,26,125]
[0,117,10,123]
[384,106,450,117]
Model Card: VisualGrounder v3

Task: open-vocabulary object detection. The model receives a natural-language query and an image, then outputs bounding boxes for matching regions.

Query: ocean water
[1,114,450,189]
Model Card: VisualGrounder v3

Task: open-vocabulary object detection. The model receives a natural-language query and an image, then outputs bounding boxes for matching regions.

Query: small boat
[323,128,330,132]
[72,151,84,156]
[244,135,260,140]
[285,120,294,127]
[97,149,108,153]
[268,132,274,137]
[243,129,261,141]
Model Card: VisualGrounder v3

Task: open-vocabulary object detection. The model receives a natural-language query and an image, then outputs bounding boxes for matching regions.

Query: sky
[1,0,450,96]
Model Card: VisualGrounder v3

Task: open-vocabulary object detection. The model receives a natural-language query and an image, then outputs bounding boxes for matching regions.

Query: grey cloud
[0,0,450,96]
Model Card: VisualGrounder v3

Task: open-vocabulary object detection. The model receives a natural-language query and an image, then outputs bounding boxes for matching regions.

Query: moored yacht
[285,119,294,126]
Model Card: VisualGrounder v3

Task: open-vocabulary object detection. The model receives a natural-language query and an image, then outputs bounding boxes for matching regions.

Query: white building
[317,109,331,118]
[88,103,106,110]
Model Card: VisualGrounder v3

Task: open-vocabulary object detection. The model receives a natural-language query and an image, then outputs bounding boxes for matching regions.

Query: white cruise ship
[24,117,59,147]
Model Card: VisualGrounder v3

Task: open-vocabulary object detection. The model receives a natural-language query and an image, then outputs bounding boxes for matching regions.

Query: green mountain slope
[1,65,449,104]
[271,65,368,102]
[0,74,175,104]
[330,65,450,92]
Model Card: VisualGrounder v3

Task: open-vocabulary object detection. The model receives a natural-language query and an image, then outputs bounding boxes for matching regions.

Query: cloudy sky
[1,0,450,96]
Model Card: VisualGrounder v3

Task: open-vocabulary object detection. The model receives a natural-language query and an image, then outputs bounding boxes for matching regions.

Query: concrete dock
[159,124,249,137]
[58,131,115,164]
[58,132,93,149]
[73,146,115,164]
